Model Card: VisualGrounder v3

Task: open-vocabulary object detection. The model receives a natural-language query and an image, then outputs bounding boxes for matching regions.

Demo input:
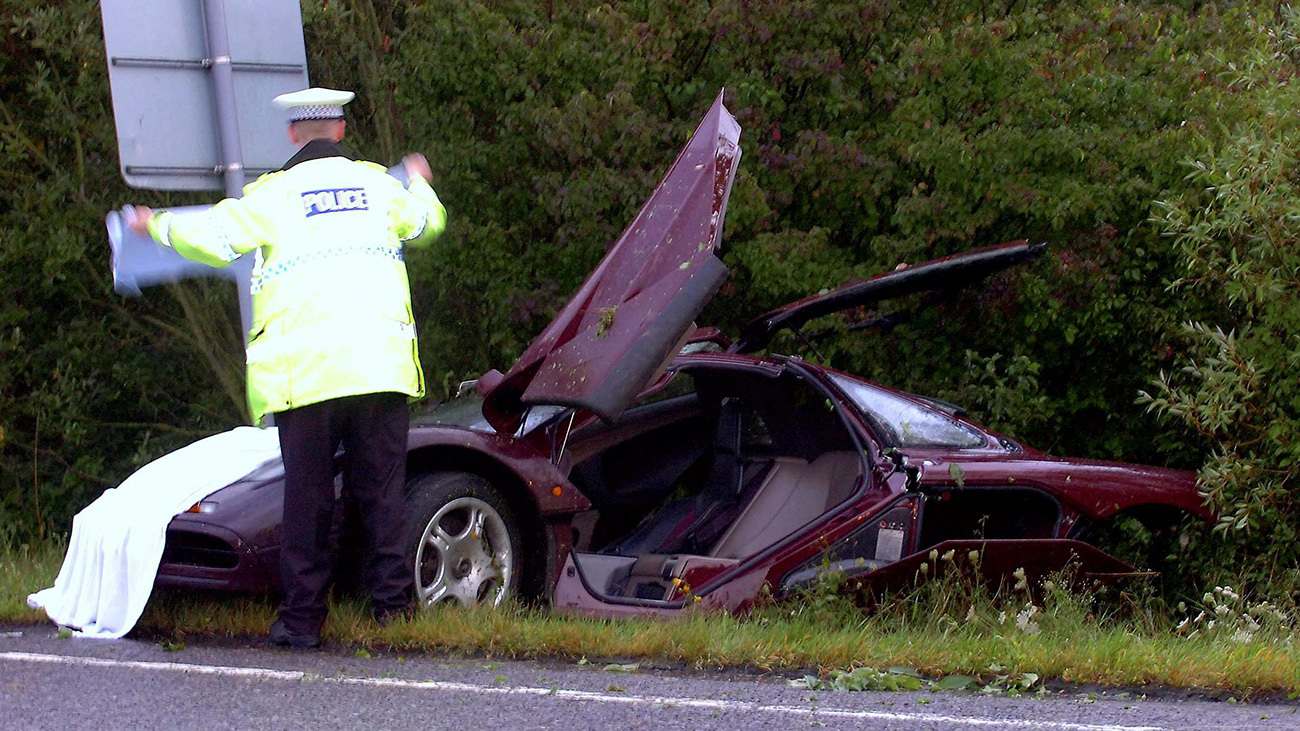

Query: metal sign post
[200,0,248,199]
[198,0,254,331]
[101,0,310,425]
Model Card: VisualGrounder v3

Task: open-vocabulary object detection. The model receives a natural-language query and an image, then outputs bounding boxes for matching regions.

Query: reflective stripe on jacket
[147,147,447,425]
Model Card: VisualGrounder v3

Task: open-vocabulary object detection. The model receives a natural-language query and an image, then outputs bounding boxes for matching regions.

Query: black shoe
[268,618,321,649]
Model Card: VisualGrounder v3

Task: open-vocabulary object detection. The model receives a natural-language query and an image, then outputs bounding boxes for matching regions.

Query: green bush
[0,2,245,538]
[0,0,1293,606]
[1144,6,1300,595]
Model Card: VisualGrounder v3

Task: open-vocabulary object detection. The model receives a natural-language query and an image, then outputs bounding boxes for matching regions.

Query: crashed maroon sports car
[155,92,1210,616]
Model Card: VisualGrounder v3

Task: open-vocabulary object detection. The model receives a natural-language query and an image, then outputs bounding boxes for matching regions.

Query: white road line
[0,651,1165,731]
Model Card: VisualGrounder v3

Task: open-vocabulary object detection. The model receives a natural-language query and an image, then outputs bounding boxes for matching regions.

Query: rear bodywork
[543,356,1205,616]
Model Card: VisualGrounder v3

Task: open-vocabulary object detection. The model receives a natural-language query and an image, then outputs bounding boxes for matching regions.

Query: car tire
[404,471,521,609]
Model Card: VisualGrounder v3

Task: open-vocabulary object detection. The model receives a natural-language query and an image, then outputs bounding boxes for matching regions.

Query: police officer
[128,87,447,648]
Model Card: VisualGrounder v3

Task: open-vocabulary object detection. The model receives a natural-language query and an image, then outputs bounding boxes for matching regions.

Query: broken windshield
[828,374,986,449]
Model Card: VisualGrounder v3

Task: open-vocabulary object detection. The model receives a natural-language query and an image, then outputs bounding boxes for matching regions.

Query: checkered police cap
[273,87,355,123]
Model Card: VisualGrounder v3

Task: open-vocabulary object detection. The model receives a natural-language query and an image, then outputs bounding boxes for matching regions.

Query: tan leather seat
[709,451,863,559]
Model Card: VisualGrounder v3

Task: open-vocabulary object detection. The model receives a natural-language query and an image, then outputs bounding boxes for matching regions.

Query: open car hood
[731,240,1047,353]
[479,91,742,434]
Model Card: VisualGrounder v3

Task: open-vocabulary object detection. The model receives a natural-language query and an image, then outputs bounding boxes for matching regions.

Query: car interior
[563,366,867,603]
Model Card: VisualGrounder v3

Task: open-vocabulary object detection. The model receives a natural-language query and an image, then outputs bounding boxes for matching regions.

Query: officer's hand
[124,205,154,234]
[402,154,432,184]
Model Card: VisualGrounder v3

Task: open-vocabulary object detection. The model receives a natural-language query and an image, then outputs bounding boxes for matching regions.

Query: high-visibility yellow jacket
[147,141,447,425]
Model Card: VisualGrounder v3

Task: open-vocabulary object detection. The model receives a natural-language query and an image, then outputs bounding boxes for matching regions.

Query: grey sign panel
[106,204,234,296]
[100,0,308,190]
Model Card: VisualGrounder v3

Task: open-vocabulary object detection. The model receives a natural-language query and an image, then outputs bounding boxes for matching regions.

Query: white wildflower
[1015,604,1041,635]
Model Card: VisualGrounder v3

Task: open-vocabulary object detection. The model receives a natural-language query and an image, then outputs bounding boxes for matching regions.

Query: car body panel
[733,240,1047,353]
[479,91,741,433]
[155,90,1210,619]
[158,465,283,594]
[158,327,1206,612]
[810,538,1145,598]
[905,452,1209,521]
[404,424,590,516]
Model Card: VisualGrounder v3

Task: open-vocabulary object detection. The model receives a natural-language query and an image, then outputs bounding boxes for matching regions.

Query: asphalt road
[1,623,1296,730]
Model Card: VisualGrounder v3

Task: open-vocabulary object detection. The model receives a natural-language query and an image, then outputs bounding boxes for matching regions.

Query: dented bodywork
[479,92,741,434]
[155,92,1208,616]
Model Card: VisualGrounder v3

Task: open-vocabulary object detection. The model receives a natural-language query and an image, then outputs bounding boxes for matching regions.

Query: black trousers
[274,392,411,635]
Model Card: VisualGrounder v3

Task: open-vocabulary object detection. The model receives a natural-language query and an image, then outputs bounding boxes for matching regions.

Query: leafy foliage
[308,0,1255,471]
[0,0,1294,601]
[1144,5,1300,593]
[789,665,926,692]
[0,2,244,537]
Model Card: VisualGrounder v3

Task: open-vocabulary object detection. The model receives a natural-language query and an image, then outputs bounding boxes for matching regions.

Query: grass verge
[4,538,1298,697]
[1,536,65,623]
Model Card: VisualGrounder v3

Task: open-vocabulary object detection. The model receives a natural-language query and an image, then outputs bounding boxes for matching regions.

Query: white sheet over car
[27,426,282,639]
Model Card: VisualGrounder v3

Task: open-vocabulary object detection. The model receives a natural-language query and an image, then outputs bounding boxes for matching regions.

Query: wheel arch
[1071,501,1203,580]
[405,445,551,601]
